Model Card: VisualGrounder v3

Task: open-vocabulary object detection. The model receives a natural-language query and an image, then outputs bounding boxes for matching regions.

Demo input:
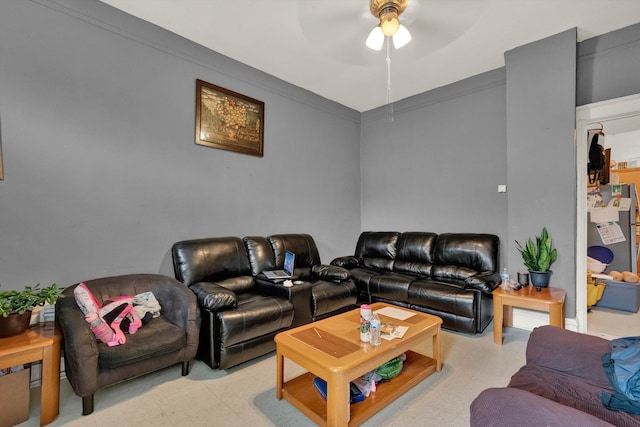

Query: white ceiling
[99,0,640,112]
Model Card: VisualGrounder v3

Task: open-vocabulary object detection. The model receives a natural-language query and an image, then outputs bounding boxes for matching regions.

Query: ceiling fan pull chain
[385,38,394,122]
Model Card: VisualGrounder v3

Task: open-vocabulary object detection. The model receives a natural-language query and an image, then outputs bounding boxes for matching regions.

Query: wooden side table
[0,322,61,426]
[493,286,566,345]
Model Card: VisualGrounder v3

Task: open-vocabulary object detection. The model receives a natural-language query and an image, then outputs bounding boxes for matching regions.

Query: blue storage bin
[597,280,640,312]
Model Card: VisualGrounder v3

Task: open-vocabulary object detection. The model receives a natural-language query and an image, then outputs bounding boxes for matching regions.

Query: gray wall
[505,29,577,315]
[2,0,640,322]
[360,70,508,251]
[359,29,577,317]
[0,0,361,288]
[359,23,640,319]
[578,23,640,106]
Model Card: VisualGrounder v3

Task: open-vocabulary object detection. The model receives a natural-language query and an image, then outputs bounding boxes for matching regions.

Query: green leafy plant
[0,283,63,317]
[515,227,558,272]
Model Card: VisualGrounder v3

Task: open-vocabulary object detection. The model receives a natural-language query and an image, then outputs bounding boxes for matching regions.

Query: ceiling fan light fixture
[367,0,411,50]
[366,26,385,50]
[392,24,412,48]
[379,6,400,36]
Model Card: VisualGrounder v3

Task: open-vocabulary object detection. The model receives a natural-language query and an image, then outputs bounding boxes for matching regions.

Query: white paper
[374,307,415,320]
[381,325,409,340]
[590,207,620,223]
[596,222,627,244]
[607,197,632,211]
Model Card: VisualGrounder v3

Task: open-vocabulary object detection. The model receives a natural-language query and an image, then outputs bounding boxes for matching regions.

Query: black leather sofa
[331,232,500,333]
[171,234,357,369]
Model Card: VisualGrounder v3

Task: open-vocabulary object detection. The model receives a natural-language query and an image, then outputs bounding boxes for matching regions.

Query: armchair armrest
[465,271,500,293]
[152,281,200,334]
[312,264,351,282]
[189,282,237,311]
[55,289,100,397]
[330,256,359,269]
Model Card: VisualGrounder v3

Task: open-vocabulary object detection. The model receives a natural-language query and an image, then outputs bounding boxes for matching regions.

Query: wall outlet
[498,184,507,193]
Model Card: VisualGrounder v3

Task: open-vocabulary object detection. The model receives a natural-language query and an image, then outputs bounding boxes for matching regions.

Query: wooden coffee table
[275,302,442,426]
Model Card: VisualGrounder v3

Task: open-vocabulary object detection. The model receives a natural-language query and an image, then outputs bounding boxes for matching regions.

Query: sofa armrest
[189,282,237,311]
[526,325,612,389]
[465,271,500,293]
[312,264,351,282]
[470,387,614,427]
[330,256,359,269]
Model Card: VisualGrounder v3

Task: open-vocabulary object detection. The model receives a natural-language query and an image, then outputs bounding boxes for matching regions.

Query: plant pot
[529,270,552,291]
[0,311,32,338]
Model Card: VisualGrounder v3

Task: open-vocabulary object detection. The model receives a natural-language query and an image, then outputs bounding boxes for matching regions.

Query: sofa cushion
[526,325,612,389]
[218,293,294,346]
[369,272,418,303]
[433,233,499,278]
[268,234,321,279]
[408,280,476,318]
[355,231,400,271]
[393,232,437,276]
[98,317,186,369]
[172,237,252,286]
[243,236,276,276]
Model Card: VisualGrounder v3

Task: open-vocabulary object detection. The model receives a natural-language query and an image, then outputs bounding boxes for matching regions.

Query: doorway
[576,93,640,337]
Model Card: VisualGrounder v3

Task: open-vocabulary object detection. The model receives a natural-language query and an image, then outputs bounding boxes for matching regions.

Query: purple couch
[470,325,640,427]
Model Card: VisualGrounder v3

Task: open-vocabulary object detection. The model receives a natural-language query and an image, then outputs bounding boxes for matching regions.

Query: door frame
[575,93,640,332]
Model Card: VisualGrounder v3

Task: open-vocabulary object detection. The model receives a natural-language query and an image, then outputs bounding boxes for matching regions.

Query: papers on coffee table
[380,323,409,340]
[374,306,415,320]
[373,307,413,340]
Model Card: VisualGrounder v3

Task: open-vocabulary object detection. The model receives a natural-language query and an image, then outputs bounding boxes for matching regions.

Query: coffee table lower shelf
[281,350,436,426]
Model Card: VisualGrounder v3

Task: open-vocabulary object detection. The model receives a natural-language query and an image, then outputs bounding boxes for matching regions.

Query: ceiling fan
[365,0,412,50]
[297,0,490,66]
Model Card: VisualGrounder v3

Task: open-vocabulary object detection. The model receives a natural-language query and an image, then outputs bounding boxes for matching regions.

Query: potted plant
[0,283,63,338]
[515,227,558,290]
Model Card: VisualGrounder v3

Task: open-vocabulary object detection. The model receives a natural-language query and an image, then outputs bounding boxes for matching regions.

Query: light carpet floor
[588,304,640,339]
[17,324,531,427]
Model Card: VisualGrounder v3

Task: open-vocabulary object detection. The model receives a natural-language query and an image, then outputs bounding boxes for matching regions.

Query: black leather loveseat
[172,233,357,369]
[331,232,500,333]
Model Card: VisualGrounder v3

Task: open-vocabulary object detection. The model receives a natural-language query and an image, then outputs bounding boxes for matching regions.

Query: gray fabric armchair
[55,274,200,415]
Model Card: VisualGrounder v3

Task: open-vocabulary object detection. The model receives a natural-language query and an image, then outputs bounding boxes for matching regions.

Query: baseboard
[28,358,67,388]
[511,307,577,332]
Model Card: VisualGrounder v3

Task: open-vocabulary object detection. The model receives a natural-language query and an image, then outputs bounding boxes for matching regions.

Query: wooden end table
[493,285,566,345]
[0,322,61,426]
[275,302,442,427]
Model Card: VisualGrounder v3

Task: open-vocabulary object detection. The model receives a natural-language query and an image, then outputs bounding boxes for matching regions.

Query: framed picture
[195,79,264,157]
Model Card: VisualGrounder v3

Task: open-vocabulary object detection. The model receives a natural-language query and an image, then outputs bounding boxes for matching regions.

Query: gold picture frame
[195,79,264,157]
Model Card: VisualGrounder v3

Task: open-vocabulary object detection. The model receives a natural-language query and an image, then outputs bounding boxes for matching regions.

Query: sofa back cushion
[243,236,277,276]
[355,232,401,271]
[393,232,437,275]
[268,234,321,279]
[432,233,499,280]
[172,237,253,290]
